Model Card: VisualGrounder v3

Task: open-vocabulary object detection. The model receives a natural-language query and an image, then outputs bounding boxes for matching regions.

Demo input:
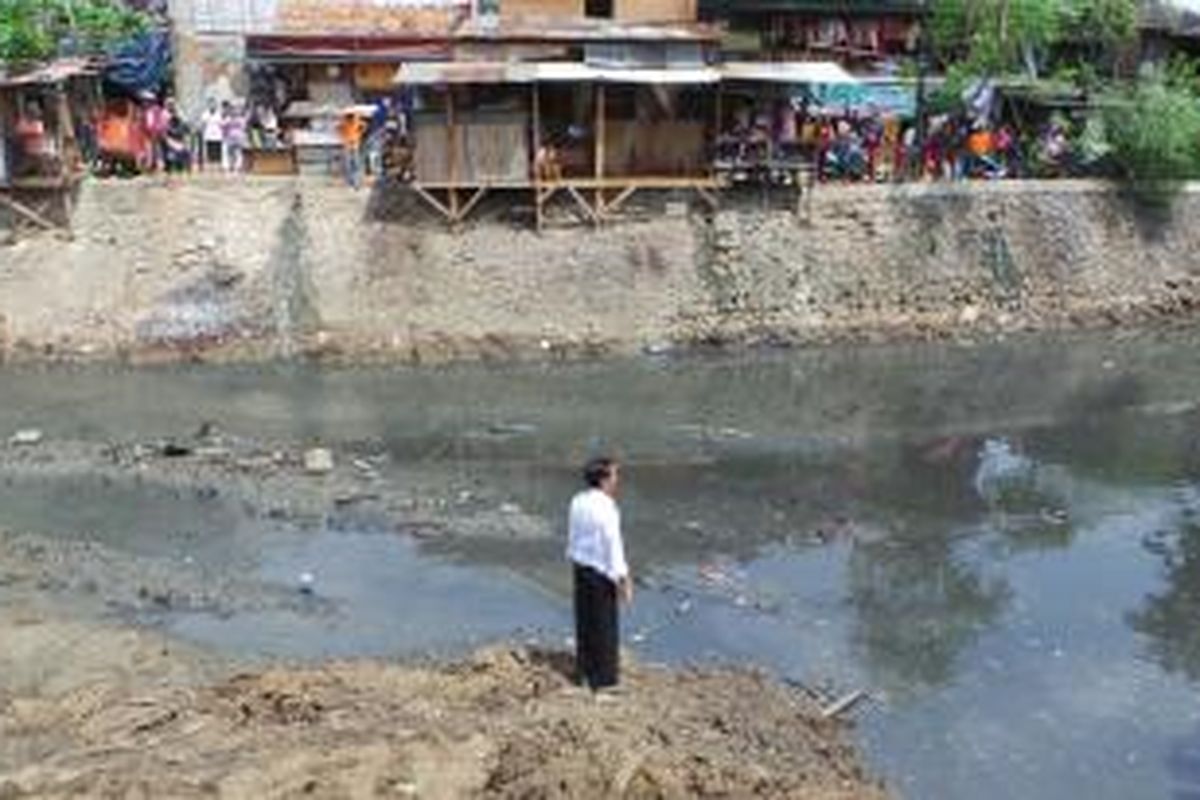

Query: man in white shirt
[200,99,223,171]
[567,456,632,689]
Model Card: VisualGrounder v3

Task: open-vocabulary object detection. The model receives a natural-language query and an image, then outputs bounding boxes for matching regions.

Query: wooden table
[245,147,296,175]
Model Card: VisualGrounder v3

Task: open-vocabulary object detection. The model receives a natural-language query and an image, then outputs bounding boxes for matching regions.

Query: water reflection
[1167,724,1200,800]
[848,537,1011,696]
[1130,516,1200,683]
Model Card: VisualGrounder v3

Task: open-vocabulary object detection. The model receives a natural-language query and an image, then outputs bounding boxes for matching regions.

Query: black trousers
[573,563,619,689]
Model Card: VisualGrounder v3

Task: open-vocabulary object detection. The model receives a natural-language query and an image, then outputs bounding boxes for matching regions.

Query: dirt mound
[0,647,886,799]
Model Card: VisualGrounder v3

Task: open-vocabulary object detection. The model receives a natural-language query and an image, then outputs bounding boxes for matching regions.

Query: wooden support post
[713,83,722,180]
[60,189,74,240]
[603,184,638,216]
[566,185,600,226]
[410,183,454,221]
[0,192,59,232]
[446,86,459,224]
[594,83,605,224]
[457,186,487,221]
[56,88,79,175]
[698,185,720,211]
[532,83,542,232]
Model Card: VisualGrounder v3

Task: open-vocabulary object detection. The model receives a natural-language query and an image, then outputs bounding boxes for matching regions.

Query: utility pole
[914,0,930,178]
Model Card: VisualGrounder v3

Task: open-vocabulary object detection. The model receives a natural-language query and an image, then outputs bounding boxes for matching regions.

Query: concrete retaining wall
[1,177,1198,363]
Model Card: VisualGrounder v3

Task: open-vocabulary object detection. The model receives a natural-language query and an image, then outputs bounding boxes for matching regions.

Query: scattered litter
[9,429,43,447]
[820,690,869,720]
[1040,507,1069,525]
[304,448,334,475]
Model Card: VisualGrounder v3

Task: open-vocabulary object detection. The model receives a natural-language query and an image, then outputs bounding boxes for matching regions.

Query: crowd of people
[717,97,1100,184]
[67,90,404,188]
[9,80,1102,191]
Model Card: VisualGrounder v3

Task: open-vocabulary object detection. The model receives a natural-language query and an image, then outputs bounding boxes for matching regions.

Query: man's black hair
[583,456,618,489]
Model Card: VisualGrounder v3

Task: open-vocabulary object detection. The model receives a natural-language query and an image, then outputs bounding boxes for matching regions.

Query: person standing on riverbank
[567,456,632,690]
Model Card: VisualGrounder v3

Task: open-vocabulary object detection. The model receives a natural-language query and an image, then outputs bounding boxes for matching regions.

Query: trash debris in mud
[160,442,193,458]
[8,429,43,447]
[303,448,334,475]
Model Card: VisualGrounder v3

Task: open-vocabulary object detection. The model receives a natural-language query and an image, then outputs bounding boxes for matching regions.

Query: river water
[3,329,1200,799]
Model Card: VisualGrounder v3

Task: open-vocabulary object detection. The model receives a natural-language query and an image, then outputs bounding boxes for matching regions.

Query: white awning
[721,61,859,85]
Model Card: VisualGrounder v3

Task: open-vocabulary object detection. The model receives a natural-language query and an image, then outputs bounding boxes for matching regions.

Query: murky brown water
[3,328,1200,798]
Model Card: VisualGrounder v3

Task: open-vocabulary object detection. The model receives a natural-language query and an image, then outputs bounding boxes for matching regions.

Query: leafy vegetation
[1102,69,1200,200]
[930,0,1136,78]
[0,0,151,66]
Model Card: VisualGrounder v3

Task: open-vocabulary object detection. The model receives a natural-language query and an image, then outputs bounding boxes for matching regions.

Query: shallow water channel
[4,329,1200,799]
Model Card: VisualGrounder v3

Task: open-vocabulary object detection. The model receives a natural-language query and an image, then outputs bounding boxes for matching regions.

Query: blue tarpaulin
[103,31,171,96]
[808,81,916,118]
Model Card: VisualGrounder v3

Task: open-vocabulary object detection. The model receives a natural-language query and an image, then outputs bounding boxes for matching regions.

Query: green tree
[1102,69,1200,197]
[930,0,1136,78]
[0,0,150,66]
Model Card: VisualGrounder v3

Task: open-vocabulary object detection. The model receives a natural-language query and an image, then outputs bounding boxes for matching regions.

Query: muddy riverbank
[0,430,886,798]
[3,177,1200,364]
[0,615,882,800]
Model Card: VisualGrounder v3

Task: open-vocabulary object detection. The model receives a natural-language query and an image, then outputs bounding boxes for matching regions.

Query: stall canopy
[808,79,916,117]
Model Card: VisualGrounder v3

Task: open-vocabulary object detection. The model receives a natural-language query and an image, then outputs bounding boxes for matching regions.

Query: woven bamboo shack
[398,60,721,226]
[394,15,724,227]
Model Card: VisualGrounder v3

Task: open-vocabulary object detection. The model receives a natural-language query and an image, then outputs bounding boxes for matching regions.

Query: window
[586,0,613,18]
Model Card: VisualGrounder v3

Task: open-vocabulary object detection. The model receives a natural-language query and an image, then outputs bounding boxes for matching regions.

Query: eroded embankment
[2,177,1200,364]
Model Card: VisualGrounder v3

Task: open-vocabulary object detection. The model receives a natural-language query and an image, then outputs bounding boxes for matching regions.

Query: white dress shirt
[566,488,629,583]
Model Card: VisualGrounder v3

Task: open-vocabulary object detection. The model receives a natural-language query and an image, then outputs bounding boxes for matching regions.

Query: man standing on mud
[567,457,633,690]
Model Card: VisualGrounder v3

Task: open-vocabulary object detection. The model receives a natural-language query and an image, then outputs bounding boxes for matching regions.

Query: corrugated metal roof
[455,16,719,42]
[700,0,925,16]
[721,61,858,84]
[1142,0,1200,34]
[532,61,720,83]
[0,58,99,89]
[396,61,532,84]
[395,60,720,84]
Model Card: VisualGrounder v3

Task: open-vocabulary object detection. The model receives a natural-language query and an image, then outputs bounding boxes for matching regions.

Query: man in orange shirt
[966,124,994,178]
[338,111,366,189]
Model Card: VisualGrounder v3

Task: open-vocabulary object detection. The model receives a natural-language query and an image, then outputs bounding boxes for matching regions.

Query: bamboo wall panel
[414,111,529,184]
[604,121,704,176]
[502,0,583,18]
[613,0,695,22]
